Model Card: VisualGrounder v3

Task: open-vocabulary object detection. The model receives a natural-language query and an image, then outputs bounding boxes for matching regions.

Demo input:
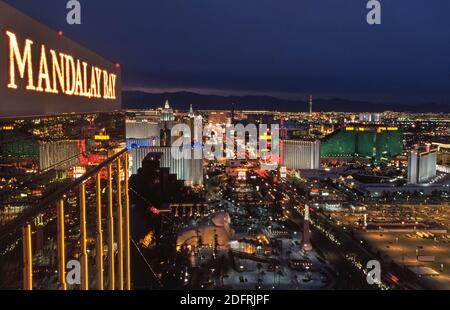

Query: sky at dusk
[4,0,450,105]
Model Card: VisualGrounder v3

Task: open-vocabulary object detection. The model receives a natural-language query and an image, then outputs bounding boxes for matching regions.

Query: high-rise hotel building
[281,139,321,170]
[130,147,203,187]
[408,149,437,184]
[129,104,203,187]
[38,140,80,171]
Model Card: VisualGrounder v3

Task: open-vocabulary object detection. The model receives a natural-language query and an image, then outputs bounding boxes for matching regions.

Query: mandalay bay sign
[0,1,121,117]
[5,30,118,100]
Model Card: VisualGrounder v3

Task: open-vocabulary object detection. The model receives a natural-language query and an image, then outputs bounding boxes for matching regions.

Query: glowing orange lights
[259,134,272,140]
[377,126,399,133]
[36,44,53,93]
[94,134,110,141]
[5,30,118,100]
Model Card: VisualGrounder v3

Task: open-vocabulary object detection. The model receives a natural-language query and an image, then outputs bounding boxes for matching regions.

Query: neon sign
[5,30,117,100]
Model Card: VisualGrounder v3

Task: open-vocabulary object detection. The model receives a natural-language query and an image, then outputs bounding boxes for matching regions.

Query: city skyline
[5,0,450,106]
[1,0,450,297]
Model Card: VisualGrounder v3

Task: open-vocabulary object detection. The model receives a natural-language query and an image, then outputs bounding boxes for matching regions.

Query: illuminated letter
[6,31,35,90]
[36,45,53,93]
[50,50,65,94]
[74,59,84,96]
[109,74,117,99]
[89,67,98,98]
[171,124,191,160]
[95,68,102,98]
[259,124,280,170]
[65,55,76,95]
[203,126,224,161]
[226,124,257,160]
[103,70,110,99]
[82,62,89,97]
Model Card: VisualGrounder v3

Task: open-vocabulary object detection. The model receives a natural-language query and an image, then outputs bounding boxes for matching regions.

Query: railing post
[96,173,104,290]
[116,158,124,290]
[80,182,88,290]
[107,163,115,290]
[1,149,128,291]
[22,224,32,290]
[124,153,131,290]
[57,200,67,290]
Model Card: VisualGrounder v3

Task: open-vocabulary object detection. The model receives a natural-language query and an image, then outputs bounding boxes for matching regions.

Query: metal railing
[0,149,131,290]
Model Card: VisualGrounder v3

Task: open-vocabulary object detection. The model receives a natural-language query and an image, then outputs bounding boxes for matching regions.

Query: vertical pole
[22,224,32,290]
[107,164,115,290]
[80,182,88,290]
[57,200,67,290]
[96,173,104,290]
[116,158,124,290]
[124,153,131,290]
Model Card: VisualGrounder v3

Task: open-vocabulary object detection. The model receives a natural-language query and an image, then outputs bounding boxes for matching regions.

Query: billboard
[0,1,121,118]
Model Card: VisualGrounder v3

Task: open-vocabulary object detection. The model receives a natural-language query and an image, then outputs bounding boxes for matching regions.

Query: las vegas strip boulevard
[0,1,121,117]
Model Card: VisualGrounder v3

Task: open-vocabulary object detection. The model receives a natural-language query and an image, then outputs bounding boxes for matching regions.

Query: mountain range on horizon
[122,91,450,113]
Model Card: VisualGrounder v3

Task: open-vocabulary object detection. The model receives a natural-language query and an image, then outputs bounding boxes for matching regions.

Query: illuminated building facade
[125,120,159,140]
[130,146,203,187]
[359,113,383,123]
[125,118,159,149]
[160,100,175,123]
[432,143,450,166]
[38,140,80,171]
[0,128,38,160]
[281,139,320,170]
[126,138,157,150]
[158,100,175,147]
[408,149,437,184]
[320,127,403,162]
